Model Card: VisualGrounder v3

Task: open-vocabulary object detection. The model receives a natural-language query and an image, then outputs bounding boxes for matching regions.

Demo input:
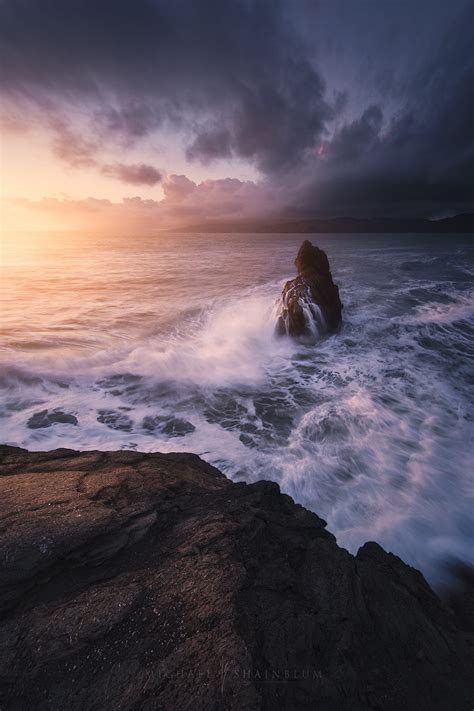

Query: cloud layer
[3,175,276,231]
[101,163,162,186]
[1,0,472,218]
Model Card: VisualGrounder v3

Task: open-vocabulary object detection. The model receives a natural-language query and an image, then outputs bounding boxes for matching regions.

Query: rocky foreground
[0,446,472,710]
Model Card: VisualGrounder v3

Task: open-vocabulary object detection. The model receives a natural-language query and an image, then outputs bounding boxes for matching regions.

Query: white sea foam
[123,291,293,386]
[1,232,473,587]
[403,289,474,324]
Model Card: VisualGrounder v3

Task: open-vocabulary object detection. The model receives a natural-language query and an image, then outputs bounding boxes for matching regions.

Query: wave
[402,289,474,325]
[1,239,474,589]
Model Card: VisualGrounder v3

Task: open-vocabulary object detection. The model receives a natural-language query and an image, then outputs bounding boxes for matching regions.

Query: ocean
[1,230,473,586]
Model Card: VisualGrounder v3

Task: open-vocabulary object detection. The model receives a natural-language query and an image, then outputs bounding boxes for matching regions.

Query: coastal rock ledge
[0,445,472,710]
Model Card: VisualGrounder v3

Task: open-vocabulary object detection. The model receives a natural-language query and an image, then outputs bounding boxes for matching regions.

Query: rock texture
[276,240,342,339]
[0,445,473,710]
[27,410,78,429]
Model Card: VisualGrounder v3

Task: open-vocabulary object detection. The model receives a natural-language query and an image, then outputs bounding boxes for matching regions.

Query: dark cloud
[186,57,333,173]
[50,120,98,167]
[0,0,472,216]
[46,119,162,186]
[96,104,162,141]
[101,162,162,186]
[328,106,383,165]
[0,0,332,174]
[186,129,233,165]
[292,4,474,217]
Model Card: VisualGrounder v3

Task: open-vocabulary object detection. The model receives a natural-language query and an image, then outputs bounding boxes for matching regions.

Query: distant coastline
[173,212,474,234]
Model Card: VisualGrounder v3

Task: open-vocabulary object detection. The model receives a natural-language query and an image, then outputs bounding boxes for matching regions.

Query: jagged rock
[142,415,196,437]
[276,240,342,339]
[0,445,472,710]
[27,410,78,429]
[97,409,133,432]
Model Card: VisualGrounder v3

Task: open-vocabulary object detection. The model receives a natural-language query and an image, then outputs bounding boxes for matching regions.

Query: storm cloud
[101,163,162,186]
[293,3,474,217]
[0,0,332,173]
[1,0,472,216]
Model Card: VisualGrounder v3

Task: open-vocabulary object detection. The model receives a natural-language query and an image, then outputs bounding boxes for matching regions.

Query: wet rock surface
[97,408,134,432]
[0,445,472,710]
[27,410,78,429]
[142,415,196,437]
[276,240,343,338]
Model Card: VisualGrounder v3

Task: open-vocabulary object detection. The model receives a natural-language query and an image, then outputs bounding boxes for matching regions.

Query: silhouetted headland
[173,212,474,233]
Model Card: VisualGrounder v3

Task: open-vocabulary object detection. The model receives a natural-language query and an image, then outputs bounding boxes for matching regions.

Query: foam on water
[1,231,473,587]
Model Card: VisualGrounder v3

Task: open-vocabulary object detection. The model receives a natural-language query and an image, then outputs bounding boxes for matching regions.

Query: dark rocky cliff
[0,445,472,710]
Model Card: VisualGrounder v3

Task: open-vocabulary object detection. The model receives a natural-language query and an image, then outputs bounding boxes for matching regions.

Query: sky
[1,0,473,231]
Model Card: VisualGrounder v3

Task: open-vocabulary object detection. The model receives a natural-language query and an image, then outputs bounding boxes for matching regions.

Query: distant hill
[173,213,473,234]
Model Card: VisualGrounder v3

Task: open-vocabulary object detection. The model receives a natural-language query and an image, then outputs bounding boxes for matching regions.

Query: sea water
[1,230,473,586]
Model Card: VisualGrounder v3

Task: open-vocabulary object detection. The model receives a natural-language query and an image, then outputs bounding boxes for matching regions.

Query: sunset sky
[1,0,473,231]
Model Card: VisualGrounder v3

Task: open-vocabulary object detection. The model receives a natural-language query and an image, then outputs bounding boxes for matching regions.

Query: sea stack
[276,240,342,339]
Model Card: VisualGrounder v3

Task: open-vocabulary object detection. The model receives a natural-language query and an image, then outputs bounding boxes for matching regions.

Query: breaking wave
[1,231,473,587]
